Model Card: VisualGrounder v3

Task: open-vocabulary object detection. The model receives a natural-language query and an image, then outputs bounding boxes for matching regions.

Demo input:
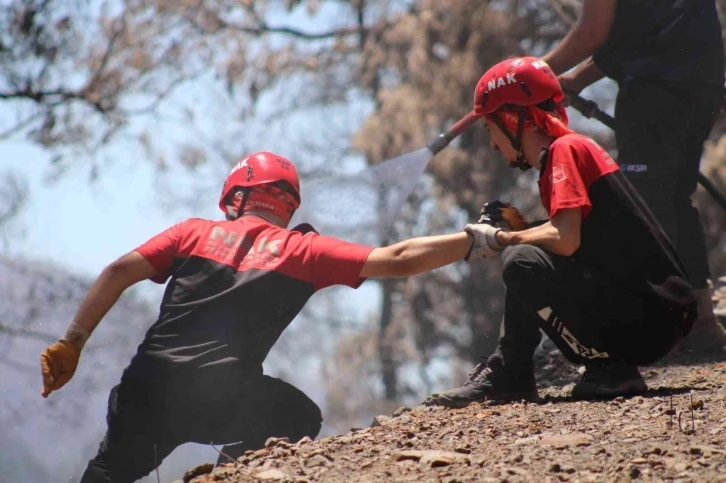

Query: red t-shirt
[534,134,693,318]
[135,217,372,290]
[538,134,619,220]
[126,216,374,378]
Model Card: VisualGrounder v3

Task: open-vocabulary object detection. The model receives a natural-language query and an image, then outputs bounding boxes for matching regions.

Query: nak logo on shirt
[208,226,248,249]
[204,226,283,266]
[204,226,250,262]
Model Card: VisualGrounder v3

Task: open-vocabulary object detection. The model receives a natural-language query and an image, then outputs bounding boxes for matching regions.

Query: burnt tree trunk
[378,276,398,400]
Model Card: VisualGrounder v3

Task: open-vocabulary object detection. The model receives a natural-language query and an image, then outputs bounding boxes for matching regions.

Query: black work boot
[571,360,647,400]
[424,354,538,408]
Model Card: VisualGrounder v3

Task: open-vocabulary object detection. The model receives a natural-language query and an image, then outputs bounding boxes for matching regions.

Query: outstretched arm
[40,251,157,398]
[359,232,473,278]
[541,0,616,75]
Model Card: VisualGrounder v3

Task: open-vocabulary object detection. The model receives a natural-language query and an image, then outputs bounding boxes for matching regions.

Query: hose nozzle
[426,111,481,155]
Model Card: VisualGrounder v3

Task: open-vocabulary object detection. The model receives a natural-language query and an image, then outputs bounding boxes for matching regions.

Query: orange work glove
[40,340,81,398]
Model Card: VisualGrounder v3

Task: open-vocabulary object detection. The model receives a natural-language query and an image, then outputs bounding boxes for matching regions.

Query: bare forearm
[395,232,472,275]
[497,221,578,256]
[66,252,157,349]
[543,27,600,75]
[561,58,606,94]
[542,0,616,75]
[361,232,473,278]
[71,268,129,338]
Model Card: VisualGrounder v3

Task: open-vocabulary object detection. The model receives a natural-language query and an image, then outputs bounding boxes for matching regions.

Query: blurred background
[1,1,725,481]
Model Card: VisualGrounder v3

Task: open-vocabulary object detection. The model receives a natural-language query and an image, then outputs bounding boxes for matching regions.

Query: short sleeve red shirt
[134,217,374,290]
[134,222,184,284]
[127,217,375,376]
[533,135,696,326]
[538,134,619,220]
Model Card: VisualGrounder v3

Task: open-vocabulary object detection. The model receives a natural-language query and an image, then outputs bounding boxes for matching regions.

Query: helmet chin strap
[491,107,531,172]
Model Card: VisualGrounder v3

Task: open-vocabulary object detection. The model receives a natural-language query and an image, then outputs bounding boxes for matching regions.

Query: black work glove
[478,200,528,231]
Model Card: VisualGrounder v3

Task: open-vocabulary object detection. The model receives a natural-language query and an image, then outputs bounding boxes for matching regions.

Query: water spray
[293,112,483,239]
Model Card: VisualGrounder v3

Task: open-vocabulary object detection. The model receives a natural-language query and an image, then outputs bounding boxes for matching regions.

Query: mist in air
[291,148,433,241]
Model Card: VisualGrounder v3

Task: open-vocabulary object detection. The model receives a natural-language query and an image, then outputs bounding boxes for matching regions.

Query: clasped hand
[465,200,527,262]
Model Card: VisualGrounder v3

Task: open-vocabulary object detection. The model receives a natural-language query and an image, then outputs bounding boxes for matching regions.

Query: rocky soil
[178,283,726,483]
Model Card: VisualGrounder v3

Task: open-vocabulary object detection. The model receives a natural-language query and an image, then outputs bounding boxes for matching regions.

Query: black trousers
[80,368,322,483]
[497,246,692,370]
[614,78,723,289]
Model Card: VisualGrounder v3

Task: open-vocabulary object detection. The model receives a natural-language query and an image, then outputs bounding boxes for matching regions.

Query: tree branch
[0,173,27,228]
[84,14,126,103]
[547,0,578,28]
[218,18,371,40]
[179,4,376,41]
[0,86,109,116]
[0,111,44,140]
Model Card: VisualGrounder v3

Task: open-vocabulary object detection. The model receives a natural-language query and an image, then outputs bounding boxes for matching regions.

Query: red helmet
[218,151,301,217]
[473,57,563,115]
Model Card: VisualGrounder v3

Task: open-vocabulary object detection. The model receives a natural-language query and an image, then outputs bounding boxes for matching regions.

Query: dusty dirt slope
[179,349,726,483]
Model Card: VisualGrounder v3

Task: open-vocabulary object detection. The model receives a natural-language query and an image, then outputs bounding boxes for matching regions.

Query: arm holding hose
[541,0,616,75]
[558,59,606,97]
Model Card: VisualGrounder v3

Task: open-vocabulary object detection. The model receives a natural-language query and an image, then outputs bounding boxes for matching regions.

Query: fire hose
[565,91,726,212]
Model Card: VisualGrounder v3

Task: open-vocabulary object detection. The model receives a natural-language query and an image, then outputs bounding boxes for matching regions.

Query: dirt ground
[180,347,726,483]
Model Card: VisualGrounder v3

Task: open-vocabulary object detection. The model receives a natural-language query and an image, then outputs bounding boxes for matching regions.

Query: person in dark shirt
[425,57,697,408]
[541,0,726,352]
[39,151,479,483]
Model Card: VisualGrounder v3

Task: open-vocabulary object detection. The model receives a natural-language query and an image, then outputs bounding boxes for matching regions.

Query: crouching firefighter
[425,57,697,407]
[40,151,481,483]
